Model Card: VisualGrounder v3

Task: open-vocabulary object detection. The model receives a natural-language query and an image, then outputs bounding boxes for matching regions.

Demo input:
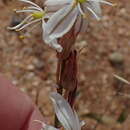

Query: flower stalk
[55,26,78,127]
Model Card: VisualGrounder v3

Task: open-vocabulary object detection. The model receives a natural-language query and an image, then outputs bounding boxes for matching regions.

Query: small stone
[32,81,39,86]
[33,58,44,70]
[26,72,35,80]
[119,8,126,15]
[27,64,35,71]
[80,40,88,46]
[109,52,124,65]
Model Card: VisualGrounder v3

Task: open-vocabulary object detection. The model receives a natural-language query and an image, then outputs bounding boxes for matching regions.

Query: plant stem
[54,60,64,128]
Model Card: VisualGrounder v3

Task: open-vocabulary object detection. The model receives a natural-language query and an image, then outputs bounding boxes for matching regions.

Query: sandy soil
[0,0,130,130]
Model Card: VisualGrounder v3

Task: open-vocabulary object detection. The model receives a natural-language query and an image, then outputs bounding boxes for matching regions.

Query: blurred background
[0,0,130,130]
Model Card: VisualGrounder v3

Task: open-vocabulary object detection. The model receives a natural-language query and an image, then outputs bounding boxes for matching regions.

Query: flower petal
[74,14,88,35]
[44,125,59,130]
[42,21,63,52]
[45,0,71,6]
[50,92,77,130]
[44,4,79,39]
[45,0,72,13]
[34,120,58,130]
[82,1,102,20]
[73,111,81,130]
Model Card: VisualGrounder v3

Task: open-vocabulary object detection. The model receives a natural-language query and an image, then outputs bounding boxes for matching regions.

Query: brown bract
[56,26,79,107]
[57,27,77,60]
[60,50,77,92]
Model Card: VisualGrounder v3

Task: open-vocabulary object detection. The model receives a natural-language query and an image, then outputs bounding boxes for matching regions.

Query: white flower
[34,120,59,130]
[35,92,84,130]
[8,0,62,52]
[8,0,46,31]
[42,20,63,52]
[44,0,113,40]
[50,92,84,130]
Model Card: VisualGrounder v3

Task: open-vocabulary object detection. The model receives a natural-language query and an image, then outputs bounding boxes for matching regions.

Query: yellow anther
[32,11,46,19]
[78,0,86,3]
[72,0,86,8]
[19,35,25,39]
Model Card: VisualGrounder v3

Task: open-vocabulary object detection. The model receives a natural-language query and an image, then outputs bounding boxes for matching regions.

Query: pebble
[109,52,124,65]
[33,58,45,70]
[26,72,35,80]
[27,64,35,71]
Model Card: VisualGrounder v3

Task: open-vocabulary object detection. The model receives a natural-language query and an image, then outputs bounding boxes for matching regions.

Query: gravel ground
[0,0,130,130]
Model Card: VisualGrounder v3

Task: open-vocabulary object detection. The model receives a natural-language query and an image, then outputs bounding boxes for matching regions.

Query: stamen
[87,7,100,20]
[19,0,41,9]
[87,0,116,6]
[16,18,41,31]
[16,9,38,13]
[28,6,43,11]
[78,4,84,15]
[7,15,32,30]
[99,0,116,6]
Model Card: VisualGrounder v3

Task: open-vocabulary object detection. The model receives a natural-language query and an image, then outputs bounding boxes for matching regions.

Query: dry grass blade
[113,74,130,85]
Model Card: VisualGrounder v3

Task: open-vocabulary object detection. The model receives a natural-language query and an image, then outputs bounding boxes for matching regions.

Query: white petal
[45,5,67,14]
[34,120,58,130]
[89,2,102,17]
[42,21,63,52]
[50,92,76,130]
[45,0,71,6]
[44,125,59,130]
[73,111,81,130]
[44,0,71,13]
[83,2,102,19]
[78,3,84,15]
[74,14,82,35]
[84,0,113,19]
[50,39,63,52]
[80,18,88,33]
[74,14,88,35]
[45,4,79,39]
[80,120,86,127]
